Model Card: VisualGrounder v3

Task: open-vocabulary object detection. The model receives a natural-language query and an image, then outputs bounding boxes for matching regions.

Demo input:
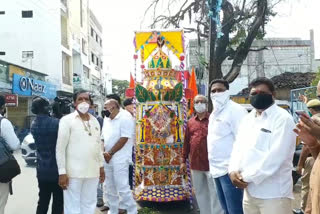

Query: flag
[188,67,198,115]
[129,73,135,88]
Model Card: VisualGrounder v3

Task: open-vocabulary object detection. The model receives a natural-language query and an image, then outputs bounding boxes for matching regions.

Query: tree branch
[249,46,268,52]
[224,0,268,82]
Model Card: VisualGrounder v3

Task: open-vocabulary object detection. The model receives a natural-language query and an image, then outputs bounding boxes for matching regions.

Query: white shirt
[102,109,135,165]
[0,115,20,150]
[207,100,247,178]
[56,111,104,178]
[229,104,296,199]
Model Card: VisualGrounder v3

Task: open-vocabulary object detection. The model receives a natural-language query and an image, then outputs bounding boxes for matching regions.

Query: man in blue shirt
[31,97,63,214]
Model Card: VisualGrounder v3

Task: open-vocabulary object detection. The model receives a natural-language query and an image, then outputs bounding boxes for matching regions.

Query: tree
[112,79,129,100]
[144,0,280,84]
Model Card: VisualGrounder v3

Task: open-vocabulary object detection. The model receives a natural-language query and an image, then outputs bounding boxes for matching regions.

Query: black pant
[36,179,63,214]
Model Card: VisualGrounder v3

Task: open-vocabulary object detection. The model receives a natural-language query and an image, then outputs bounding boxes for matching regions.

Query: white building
[0,0,110,127]
[0,0,73,95]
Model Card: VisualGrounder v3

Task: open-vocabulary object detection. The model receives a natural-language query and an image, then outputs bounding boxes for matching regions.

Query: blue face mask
[88,109,95,115]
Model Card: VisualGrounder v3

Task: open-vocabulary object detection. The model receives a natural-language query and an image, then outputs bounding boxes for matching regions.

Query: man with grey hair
[101,99,137,214]
[181,94,223,214]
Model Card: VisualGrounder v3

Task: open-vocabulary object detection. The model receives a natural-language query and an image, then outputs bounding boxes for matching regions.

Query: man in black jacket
[31,97,63,214]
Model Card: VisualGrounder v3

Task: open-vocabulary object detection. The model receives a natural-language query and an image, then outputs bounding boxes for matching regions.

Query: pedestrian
[102,99,137,214]
[229,77,296,214]
[181,94,223,214]
[123,97,135,190]
[88,97,103,129]
[100,94,132,214]
[56,90,105,214]
[295,80,320,214]
[0,95,20,214]
[293,99,320,214]
[88,97,104,208]
[31,97,63,214]
[207,79,247,214]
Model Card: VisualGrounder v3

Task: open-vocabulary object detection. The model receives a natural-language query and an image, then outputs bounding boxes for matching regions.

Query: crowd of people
[0,76,320,214]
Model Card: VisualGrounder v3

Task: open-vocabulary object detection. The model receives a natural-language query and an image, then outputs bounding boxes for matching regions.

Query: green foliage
[138,207,160,214]
[311,67,320,86]
[112,79,129,100]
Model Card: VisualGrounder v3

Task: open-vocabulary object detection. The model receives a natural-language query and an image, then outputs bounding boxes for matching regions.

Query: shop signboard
[12,74,56,99]
[5,94,18,107]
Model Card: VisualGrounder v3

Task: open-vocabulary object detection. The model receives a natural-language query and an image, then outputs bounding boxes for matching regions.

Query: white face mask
[194,103,207,113]
[210,90,230,113]
[77,102,90,114]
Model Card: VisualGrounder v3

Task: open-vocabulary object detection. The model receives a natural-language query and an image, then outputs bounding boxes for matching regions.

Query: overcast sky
[90,0,320,81]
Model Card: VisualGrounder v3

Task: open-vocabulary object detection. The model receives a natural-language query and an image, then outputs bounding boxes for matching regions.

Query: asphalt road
[4,151,301,214]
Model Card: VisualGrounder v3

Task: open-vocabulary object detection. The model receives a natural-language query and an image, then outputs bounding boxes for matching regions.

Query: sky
[90,0,320,81]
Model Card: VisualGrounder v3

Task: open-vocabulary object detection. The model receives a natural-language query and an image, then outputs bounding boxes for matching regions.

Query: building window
[91,52,95,64]
[96,35,99,43]
[22,10,33,18]
[82,39,87,55]
[96,57,99,66]
[100,39,102,47]
[80,0,83,27]
[0,11,5,15]
[62,52,71,85]
[22,51,34,59]
[0,52,5,55]
[91,28,94,37]
[83,66,90,79]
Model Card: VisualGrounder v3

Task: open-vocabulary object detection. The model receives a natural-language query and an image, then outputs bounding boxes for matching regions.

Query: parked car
[21,133,37,165]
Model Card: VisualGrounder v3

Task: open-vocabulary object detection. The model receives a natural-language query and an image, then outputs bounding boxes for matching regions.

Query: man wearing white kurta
[229,77,296,214]
[102,99,137,214]
[56,91,105,214]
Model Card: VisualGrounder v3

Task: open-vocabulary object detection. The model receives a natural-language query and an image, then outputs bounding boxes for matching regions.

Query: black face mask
[250,93,274,110]
[102,110,111,118]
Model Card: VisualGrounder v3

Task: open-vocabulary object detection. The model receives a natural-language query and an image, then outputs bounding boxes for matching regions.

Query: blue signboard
[12,74,56,99]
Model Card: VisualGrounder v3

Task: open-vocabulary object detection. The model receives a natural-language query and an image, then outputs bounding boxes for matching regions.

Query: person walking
[0,95,20,214]
[102,99,137,214]
[229,77,296,214]
[181,94,223,214]
[56,90,105,214]
[31,97,63,214]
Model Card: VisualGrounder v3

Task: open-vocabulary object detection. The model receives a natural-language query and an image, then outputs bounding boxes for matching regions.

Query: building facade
[188,30,317,95]
[0,0,110,128]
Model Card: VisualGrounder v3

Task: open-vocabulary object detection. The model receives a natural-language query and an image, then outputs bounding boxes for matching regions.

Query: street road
[4,151,301,214]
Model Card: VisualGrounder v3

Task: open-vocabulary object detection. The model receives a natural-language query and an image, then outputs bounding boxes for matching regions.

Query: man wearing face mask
[207,79,248,214]
[229,77,296,214]
[181,94,223,214]
[56,90,105,214]
[101,99,137,214]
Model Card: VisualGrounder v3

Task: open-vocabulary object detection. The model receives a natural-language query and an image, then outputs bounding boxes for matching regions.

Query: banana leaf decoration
[173,82,183,102]
[164,91,170,101]
[148,91,157,101]
[136,84,149,102]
